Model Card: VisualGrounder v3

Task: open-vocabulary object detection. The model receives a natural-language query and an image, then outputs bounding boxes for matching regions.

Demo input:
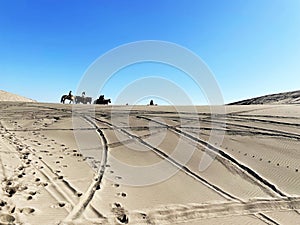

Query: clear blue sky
[1,0,300,104]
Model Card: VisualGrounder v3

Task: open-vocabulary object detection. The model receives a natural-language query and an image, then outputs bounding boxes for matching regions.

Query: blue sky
[1,0,299,104]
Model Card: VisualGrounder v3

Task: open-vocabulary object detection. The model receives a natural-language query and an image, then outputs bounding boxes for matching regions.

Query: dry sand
[0,90,36,103]
[0,102,299,224]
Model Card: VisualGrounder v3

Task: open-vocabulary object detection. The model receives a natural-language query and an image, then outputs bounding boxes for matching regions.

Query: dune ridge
[229,90,300,105]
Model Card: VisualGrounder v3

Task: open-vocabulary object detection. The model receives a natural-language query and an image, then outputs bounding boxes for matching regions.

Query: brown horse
[61,95,74,104]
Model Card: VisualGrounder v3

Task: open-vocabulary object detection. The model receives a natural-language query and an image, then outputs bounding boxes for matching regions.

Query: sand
[229,90,300,105]
[0,101,299,224]
[0,90,36,102]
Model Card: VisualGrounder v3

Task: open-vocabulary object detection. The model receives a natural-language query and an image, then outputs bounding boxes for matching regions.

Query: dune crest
[229,90,300,105]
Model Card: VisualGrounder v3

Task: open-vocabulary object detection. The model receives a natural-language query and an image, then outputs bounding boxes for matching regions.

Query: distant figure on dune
[148,100,157,106]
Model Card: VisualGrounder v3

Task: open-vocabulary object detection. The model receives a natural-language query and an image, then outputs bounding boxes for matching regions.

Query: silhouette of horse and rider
[61,91,111,105]
[61,91,74,104]
[94,95,111,104]
[61,91,157,106]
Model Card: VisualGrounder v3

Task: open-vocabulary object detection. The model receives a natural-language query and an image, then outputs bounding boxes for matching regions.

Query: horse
[94,98,111,105]
[61,95,74,104]
[75,96,92,104]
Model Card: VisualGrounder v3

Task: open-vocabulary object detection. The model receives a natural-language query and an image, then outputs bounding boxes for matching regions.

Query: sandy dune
[0,102,299,224]
[0,90,36,102]
[229,90,300,105]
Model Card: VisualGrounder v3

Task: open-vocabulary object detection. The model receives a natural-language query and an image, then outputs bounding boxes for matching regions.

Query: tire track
[171,115,300,140]
[1,104,282,224]
[138,115,286,198]
[1,106,105,221]
[5,104,108,222]
[92,117,243,201]
[129,197,300,224]
[135,115,289,224]
[62,116,108,222]
[210,116,300,139]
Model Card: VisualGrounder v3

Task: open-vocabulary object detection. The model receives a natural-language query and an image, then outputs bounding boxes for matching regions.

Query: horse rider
[82,91,86,98]
[68,91,72,98]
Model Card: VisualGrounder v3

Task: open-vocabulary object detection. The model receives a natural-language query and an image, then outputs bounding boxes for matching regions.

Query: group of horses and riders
[60,91,111,105]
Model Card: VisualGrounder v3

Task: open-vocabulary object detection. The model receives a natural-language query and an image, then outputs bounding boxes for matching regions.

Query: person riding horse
[94,95,111,104]
[61,91,74,104]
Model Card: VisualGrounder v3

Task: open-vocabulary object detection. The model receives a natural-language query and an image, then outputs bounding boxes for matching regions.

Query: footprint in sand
[29,191,37,196]
[117,192,127,198]
[20,207,35,215]
[140,213,147,220]
[5,187,17,197]
[113,183,120,188]
[112,203,129,224]
[0,200,7,207]
[0,214,15,224]
[58,202,65,207]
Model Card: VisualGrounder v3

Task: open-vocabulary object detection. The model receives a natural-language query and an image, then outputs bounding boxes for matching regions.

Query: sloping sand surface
[0,90,36,102]
[0,102,299,224]
[229,90,300,105]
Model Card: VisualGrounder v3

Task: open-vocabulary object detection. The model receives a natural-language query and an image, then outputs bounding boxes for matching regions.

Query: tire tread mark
[138,115,286,198]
